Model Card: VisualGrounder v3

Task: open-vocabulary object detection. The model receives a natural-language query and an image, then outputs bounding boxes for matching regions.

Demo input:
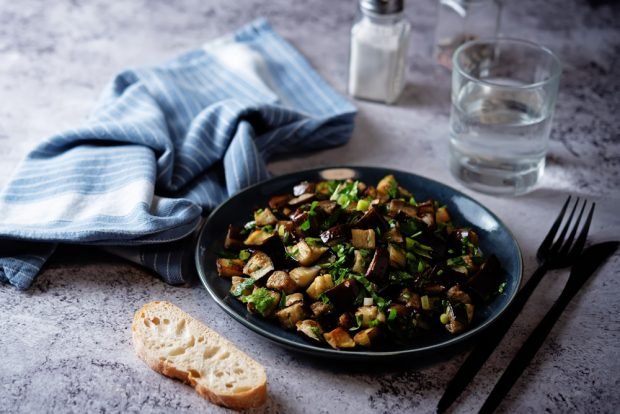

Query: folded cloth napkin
[0,19,356,289]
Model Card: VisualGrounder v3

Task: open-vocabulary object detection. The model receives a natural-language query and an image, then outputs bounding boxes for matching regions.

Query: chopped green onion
[232,278,255,297]
[238,250,251,261]
[310,326,323,339]
[356,199,370,211]
[447,257,466,267]
[241,287,275,316]
[305,237,322,246]
[300,219,311,231]
[330,181,359,208]
[388,183,398,199]
[406,237,414,251]
[319,293,331,305]
[421,295,431,310]
[388,308,398,321]
[417,260,425,272]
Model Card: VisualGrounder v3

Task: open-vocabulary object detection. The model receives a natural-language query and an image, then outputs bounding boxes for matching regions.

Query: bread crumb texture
[132,301,267,410]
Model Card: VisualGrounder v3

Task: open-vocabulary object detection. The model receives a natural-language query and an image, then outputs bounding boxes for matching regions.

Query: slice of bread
[132,301,267,410]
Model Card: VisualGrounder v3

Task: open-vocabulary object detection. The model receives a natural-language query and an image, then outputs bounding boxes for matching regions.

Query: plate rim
[195,165,523,359]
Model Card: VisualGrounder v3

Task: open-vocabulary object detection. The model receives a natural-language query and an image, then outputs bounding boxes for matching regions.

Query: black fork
[437,196,595,414]
[536,196,594,268]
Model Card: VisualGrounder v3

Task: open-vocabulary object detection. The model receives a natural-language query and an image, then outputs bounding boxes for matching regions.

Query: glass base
[450,154,545,196]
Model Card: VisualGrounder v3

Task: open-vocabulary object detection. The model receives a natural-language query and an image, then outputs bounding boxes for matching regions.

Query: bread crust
[132,301,267,410]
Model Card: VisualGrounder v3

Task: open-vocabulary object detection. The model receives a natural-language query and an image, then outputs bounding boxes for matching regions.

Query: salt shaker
[348,0,411,104]
[433,0,501,68]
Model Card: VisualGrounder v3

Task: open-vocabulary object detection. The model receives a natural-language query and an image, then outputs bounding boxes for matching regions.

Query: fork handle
[479,241,619,413]
[437,264,549,413]
[478,294,569,414]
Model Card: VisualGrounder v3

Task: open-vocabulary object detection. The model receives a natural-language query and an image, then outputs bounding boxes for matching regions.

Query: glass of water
[449,38,562,195]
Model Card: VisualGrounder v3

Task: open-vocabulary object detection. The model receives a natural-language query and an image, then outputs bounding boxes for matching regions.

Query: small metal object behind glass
[433,0,501,68]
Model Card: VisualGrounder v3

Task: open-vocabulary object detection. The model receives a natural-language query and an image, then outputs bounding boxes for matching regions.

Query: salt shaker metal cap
[360,0,404,15]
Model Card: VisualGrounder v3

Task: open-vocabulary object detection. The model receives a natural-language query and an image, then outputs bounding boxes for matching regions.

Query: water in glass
[449,78,552,195]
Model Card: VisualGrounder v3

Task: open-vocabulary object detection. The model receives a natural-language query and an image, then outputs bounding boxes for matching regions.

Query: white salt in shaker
[348,0,411,104]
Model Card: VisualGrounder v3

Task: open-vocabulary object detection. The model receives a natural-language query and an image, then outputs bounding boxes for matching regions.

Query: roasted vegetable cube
[296,320,323,342]
[310,301,333,318]
[354,207,389,232]
[277,220,295,242]
[306,274,334,300]
[351,250,368,273]
[385,227,404,243]
[266,270,298,294]
[436,206,451,224]
[285,292,304,307]
[446,285,472,304]
[365,247,389,284]
[416,200,436,228]
[454,228,479,245]
[243,251,274,280]
[224,225,244,250]
[324,279,360,310]
[287,240,328,266]
[268,194,292,210]
[377,175,398,198]
[276,303,306,329]
[293,181,316,196]
[444,301,469,334]
[388,243,406,268]
[353,327,381,347]
[216,258,245,277]
[324,327,356,349]
[230,276,254,297]
[397,288,421,309]
[338,312,355,329]
[244,229,276,246]
[467,255,502,300]
[254,208,278,226]
[320,224,351,245]
[355,306,386,328]
[245,287,280,317]
[317,200,338,215]
[351,229,376,249]
[387,199,417,219]
[288,193,315,206]
[289,266,321,288]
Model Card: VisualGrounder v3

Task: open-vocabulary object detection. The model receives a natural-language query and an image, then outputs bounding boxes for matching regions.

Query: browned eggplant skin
[354,207,388,232]
[365,247,389,284]
[323,279,360,310]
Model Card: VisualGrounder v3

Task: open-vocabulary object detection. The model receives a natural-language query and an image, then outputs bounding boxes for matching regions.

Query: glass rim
[452,37,563,90]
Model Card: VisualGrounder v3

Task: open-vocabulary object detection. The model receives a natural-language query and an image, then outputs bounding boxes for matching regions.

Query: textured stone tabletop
[1,0,619,413]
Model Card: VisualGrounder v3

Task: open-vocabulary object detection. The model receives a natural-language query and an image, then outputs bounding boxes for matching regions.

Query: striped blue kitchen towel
[0,18,356,290]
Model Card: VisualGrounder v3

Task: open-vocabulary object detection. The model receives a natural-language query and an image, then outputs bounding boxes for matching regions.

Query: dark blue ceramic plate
[195,166,522,360]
